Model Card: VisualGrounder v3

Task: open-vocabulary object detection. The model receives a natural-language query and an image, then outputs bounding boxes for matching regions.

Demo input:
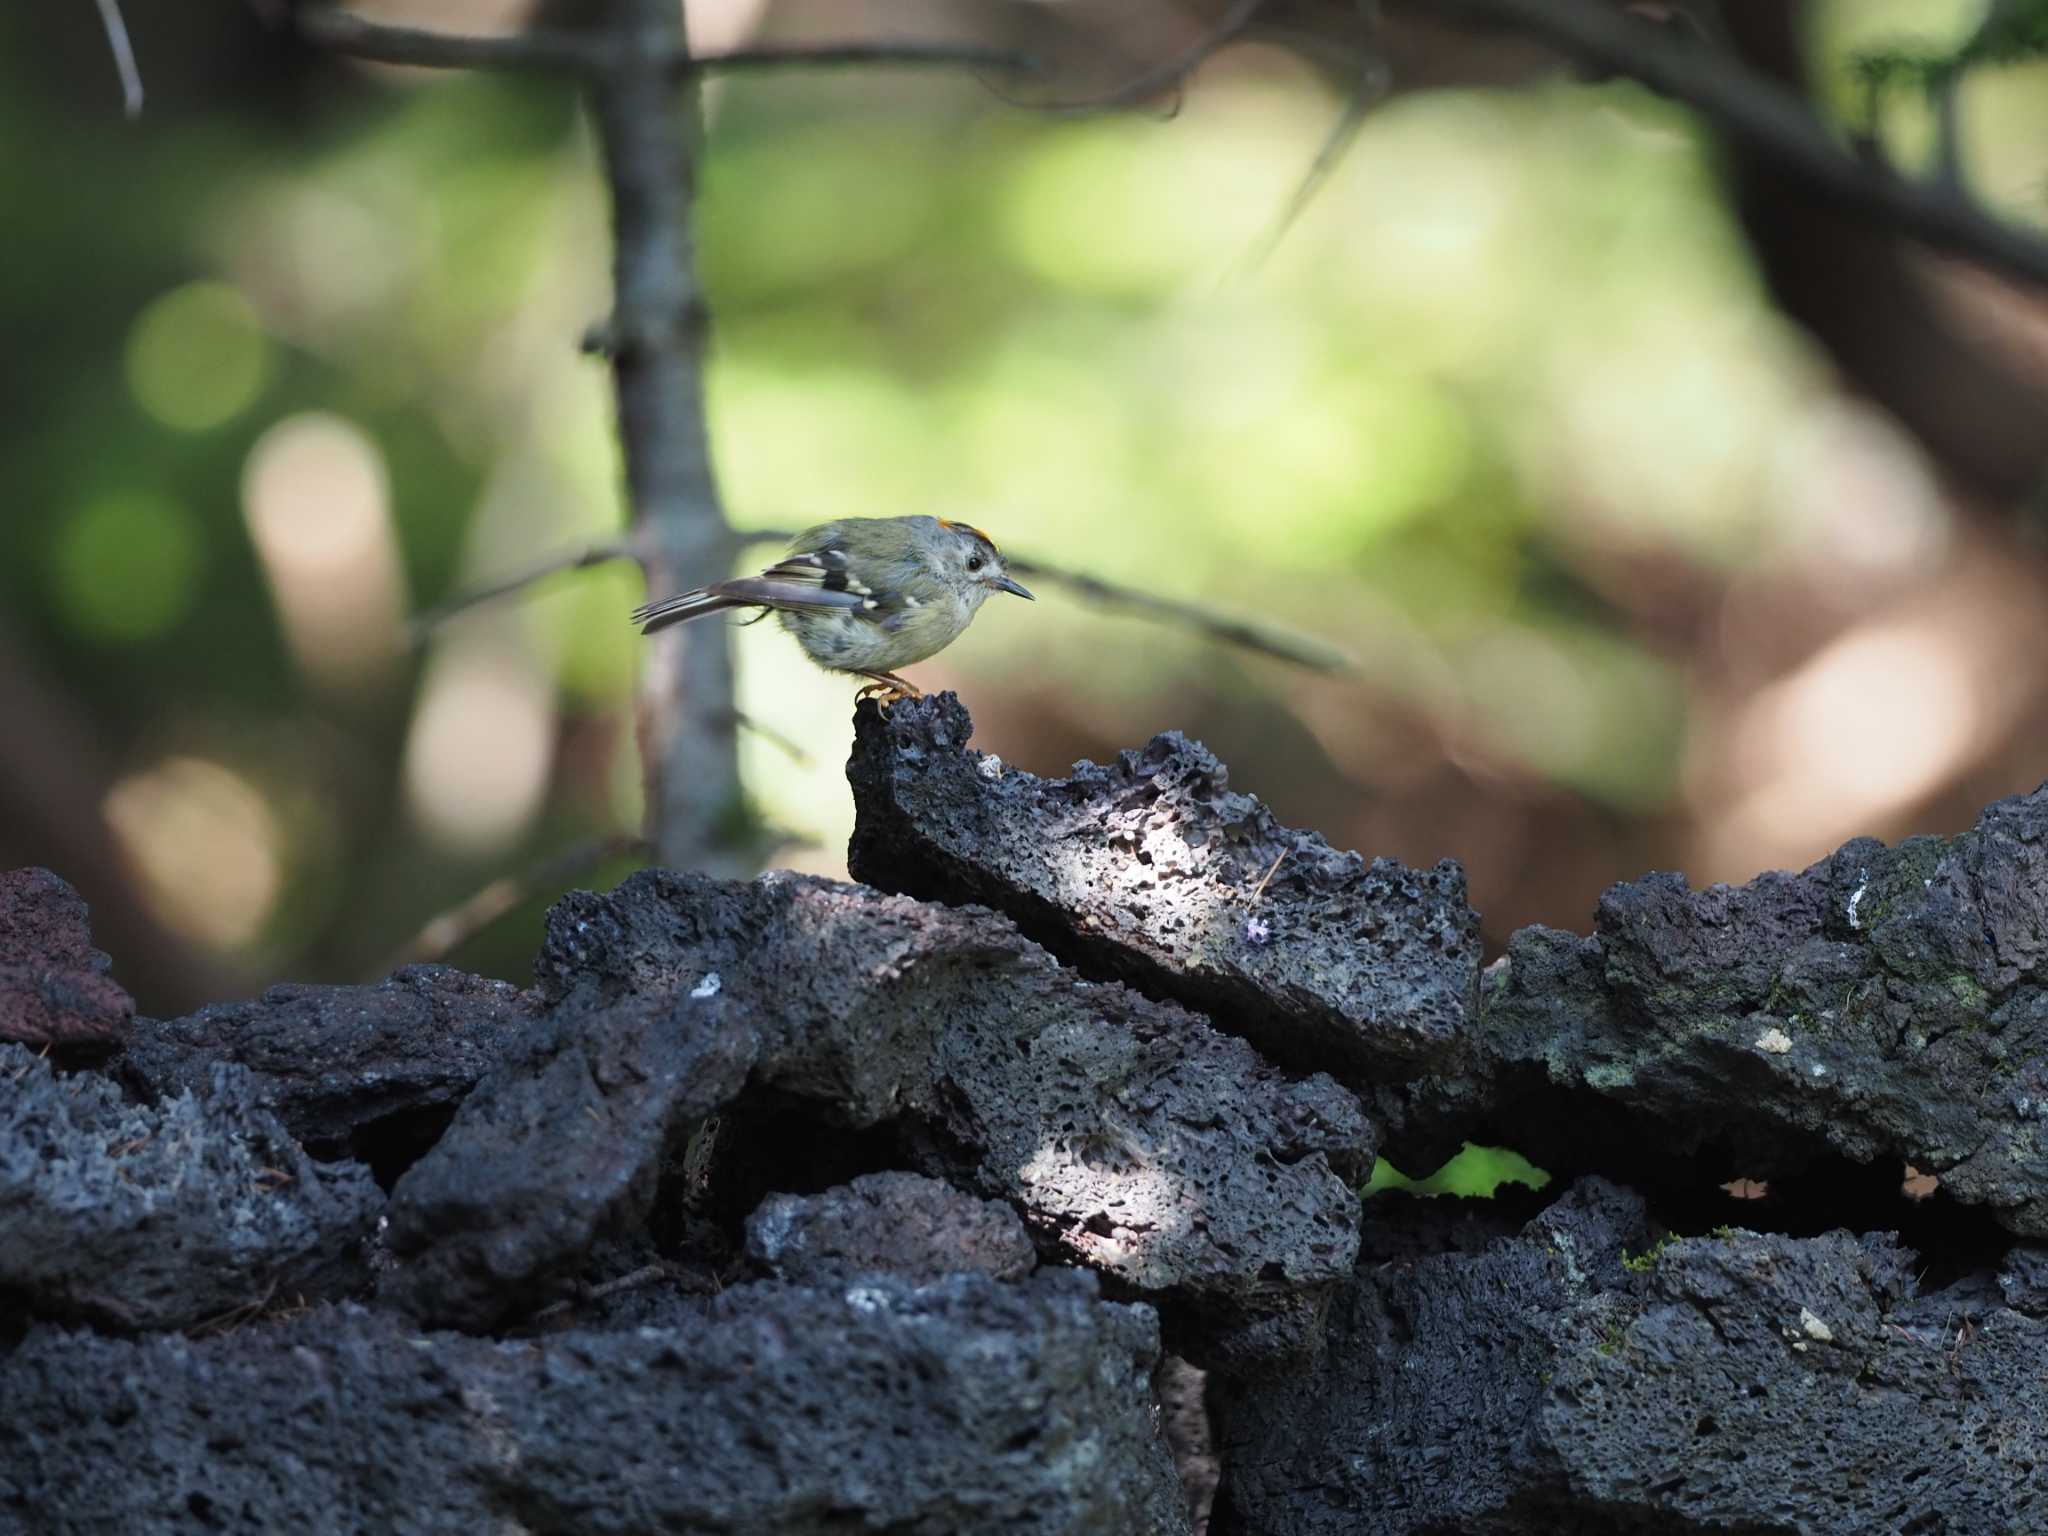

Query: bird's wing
[760,546,867,593]
[630,568,867,633]
[632,540,880,634]
[712,575,866,612]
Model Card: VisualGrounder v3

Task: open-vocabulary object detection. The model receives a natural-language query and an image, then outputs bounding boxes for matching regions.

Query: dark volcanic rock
[745,1171,1038,1284]
[378,991,757,1327]
[1412,784,2048,1233]
[1213,1179,2048,1535]
[0,867,132,1053]
[0,1044,380,1330]
[120,965,531,1162]
[395,869,1370,1364]
[846,694,1480,1084]
[0,1272,1191,1536]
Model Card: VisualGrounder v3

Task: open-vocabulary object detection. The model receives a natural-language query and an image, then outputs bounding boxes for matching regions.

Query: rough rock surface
[1213,1179,2048,1535]
[1409,784,2048,1232]
[377,990,757,1327]
[0,1271,1191,1536]
[392,868,1370,1363]
[0,867,132,1053]
[745,1171,1038,1283]
[18,705,2048,1535]
[847,694,1480,1083]
[0,1044,381,1330]
[120,965,530,1163]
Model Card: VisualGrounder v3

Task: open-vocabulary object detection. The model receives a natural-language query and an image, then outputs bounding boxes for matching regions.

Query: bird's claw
[854,673,921,711]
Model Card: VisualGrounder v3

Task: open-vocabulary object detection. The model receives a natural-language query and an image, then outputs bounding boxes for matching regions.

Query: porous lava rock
[1212,1178,2048,1535]
[0,1271,1191,1535]
[0,1044,380,1331]
[376,988,757,1328]
[387,869,1370,1365]
[0,867,132,1053]
[847,694,1481,1083]
[119,965,531,1164]
[744,1171,1038,1284]
[1403,784,2048,1232]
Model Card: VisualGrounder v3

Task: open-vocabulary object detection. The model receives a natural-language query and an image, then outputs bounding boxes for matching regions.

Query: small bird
[631,515,1034,702]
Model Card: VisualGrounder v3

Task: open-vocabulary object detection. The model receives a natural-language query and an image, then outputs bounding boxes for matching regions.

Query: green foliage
[1851,0,2048,100]
[1362,1143,1551,1199]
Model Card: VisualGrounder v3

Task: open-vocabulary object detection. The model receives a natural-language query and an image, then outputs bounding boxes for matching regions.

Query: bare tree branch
[301,7,1032,80]
[982,0,1266,112]
[1438,0,2048,293]
[1238,7,1393,273]
[586,0,749,875]
[699,41,1038,75]
[409,537,647,643]
[92,0,144,116]
[298,7,611,72]
[385,834,648,971]
[1002,553,1356,673]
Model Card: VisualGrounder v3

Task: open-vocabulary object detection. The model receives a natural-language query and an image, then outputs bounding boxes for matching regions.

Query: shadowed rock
[0,867,132,1054]
[847,695,1480,1085]
[745,1172,1038,1284]
[0,1044,380,1330]
[1213,1179,2048,1535]
[1397,784,2048,1232]
[120,965,531,1165]
[0,1271,1191,1535]
[388,870,1370,1364]
[377,990,757,1327]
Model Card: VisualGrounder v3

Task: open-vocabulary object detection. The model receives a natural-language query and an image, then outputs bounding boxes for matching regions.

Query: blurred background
[5,0,2046,1017]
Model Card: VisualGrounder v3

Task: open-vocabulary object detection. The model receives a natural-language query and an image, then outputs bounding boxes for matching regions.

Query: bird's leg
[852,670,922,707]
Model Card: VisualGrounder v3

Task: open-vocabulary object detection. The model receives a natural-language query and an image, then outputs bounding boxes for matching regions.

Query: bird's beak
[993,574,1034,600]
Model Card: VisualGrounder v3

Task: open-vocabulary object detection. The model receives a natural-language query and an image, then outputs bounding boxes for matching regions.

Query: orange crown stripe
[937,518,999,551]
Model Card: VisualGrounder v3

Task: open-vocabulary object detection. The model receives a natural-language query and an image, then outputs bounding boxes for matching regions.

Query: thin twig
[981,0,1266,112]
[299,7,612,72]
[301,8,1033,80]
[1248,847,1289,904]
[1004,553,1356,673]
[406,528,792,640]
[697,41,1038,77]
[92,0,144,117]
[1234,29,1392,274]
[730,710,812,766]
[385,833,648,972]
[1441,0,2048,293]
[409,537,644,643]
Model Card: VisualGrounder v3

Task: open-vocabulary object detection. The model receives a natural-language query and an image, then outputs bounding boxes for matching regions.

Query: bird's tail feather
[631,587,741,634]
[633,577,865,634]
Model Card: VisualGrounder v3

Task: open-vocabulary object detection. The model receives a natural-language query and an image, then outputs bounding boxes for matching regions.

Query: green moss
[1621,1233,1676,1273]
[1947,974,1990,1012]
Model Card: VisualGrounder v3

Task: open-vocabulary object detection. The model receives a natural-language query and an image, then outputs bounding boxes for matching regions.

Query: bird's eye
[966,555,984,572]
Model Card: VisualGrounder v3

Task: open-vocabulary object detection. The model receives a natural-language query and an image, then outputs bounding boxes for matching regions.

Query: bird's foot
[854,672,922,710]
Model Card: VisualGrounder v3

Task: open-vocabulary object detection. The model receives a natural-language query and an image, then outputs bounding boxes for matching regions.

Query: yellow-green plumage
[631,515,1032,694]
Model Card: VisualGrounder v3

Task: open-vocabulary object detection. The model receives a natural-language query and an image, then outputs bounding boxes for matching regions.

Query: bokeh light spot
[403,645,556,855]
[242,412,407,686]
[103,756,283,951]
[51,491,202,643]
[126,281,272,432]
